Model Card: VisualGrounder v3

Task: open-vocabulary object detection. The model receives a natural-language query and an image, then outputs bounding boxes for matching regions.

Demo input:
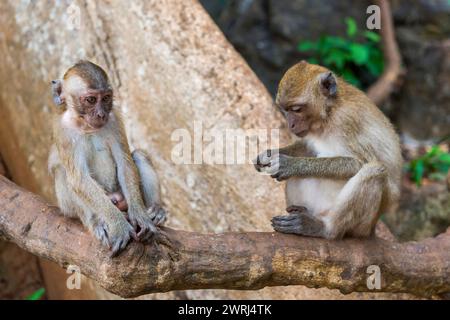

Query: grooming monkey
[254,61,402,239]
[48,60,166,255]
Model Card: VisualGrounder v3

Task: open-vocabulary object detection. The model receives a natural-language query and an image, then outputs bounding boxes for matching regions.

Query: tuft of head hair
[63,60,110,90]
[277,61,331,102]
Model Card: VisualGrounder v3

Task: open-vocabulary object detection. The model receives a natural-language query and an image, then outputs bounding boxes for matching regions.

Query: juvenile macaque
[48,60,167,255]
[254,61,402,239]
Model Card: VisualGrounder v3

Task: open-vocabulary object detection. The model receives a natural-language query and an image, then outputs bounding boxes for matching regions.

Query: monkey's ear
[51,80,65,106]
[318,72,337,98]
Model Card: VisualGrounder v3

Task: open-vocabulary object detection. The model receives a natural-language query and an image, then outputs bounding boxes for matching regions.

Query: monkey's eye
[86,96,97,104]
[102,95,111,103]
[291,104,306,113]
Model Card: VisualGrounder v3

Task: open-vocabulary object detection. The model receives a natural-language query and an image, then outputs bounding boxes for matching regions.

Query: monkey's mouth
[85,118,108,130]
[292,129,309,138]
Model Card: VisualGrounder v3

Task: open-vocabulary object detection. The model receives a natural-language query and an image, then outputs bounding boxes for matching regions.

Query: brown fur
[256,61,402,239]
[49,61,166,255]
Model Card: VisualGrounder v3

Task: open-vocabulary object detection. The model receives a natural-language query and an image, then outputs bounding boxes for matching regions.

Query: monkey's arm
[270,155,363,181]
[111,142,146,210]
[110,136,157,239]
[109,114,146,213]
[278,140,311,157]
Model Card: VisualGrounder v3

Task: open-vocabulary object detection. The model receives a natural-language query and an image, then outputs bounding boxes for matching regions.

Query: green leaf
[323,48,347,69]
[413,159,425,186]
[434,162,450,173]
[349,43,370,65]
[367,48,384,76]
[341,69,361,87]
[307,57,319,64]
[321,36,348,51]
[366,62,381,77]
[438,153,450,164]
[427,145,442,157]
[298,41,317,52]
[345,17,358,37]
[364,31,381,42]
[406,144,450,185]
[25,288,45,300]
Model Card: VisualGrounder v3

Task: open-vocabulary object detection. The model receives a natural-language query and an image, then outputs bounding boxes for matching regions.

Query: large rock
[385,178,450,241]
[392,0,450,140]
[0,0,413,299]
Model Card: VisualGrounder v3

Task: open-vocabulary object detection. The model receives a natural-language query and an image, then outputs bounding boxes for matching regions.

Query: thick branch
[367,0,404,105]
[0,175,448,298]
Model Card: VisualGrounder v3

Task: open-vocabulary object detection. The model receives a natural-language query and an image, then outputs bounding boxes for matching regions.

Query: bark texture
[0,157,44,299]
[0,0,416,299]
[0,176,449,298]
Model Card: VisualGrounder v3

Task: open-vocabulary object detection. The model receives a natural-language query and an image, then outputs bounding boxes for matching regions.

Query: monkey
[254,61,402,239]
[48,60,167,256]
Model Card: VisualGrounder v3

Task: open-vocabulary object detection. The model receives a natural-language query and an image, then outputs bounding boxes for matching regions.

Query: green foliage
[25,288,45,300]
[406,145,450,186]
[297,17,384,88]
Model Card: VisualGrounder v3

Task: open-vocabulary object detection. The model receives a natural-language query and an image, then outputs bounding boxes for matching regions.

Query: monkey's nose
[97,113,106,120]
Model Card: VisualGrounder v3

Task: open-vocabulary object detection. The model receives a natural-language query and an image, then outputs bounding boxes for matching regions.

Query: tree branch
[367,0,404,105]
[0,175,448,298]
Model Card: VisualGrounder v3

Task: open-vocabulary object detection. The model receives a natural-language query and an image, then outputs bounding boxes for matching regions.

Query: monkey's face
[276,61,338,137]
[76,89,113,130]
[277,103,311,137]
[57,61,114,132]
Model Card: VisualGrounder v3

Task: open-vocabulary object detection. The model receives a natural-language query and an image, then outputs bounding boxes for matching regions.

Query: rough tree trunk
[0,0,415,299]
[0,156,44,299]
[1,176,448,298]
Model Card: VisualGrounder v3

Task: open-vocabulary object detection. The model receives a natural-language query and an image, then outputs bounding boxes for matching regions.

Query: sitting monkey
[48,60,167,255]
[254,61,402,239]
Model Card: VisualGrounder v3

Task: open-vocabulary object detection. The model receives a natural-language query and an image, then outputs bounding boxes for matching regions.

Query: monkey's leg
[54,167,83,219]
[131,149,167,226]
[272,163,386,239]
[54,167,110,244]
[322,162,386,239]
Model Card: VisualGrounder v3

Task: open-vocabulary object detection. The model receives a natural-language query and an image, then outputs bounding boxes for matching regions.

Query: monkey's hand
[253,149,279,172]
[128,205,158,241]
[94,214,136,257]
[148,204,167,226]
[271,206,325,237]
[255,152,297,181]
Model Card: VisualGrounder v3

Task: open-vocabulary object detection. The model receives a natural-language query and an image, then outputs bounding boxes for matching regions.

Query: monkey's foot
[286,205,308,214]
[271,209,324,237]
[93,218,136,257]
[128,208,158,242]
[148,204,167,226]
